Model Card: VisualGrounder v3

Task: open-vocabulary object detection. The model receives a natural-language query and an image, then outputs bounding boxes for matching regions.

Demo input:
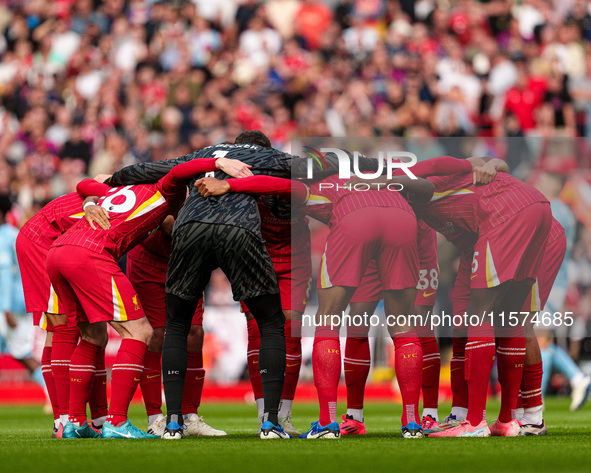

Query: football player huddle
[15,130,568,440]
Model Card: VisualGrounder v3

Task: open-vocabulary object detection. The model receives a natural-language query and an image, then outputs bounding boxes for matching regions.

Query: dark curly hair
[234,130,271,148]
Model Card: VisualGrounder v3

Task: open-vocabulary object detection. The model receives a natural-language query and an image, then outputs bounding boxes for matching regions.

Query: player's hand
[472,162,497,185]
[215,157,253,178]
[85,204,111,230]
[345,176,364,187]
[93,174,112,183]
[194,177,231,197]
[345,175,387,188]
[5,311,17,329]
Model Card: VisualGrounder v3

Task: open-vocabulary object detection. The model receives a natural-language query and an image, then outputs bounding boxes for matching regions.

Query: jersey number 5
[472,251,479,273]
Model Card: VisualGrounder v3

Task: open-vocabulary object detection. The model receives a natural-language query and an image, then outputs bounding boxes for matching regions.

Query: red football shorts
[281,257,312,313]
[523,223,566,313]
[47,245,145,326]
[15,232,57,331]
[414,222,439,307]
[126,250,204,327]
[470,202,552,289]
[349,218,434,305]
[318,207,418,291]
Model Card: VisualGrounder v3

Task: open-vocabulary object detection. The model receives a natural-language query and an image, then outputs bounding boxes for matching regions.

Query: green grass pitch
[1,398,590,473]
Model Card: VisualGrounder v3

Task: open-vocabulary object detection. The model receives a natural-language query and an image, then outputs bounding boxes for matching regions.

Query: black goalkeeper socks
[162,294,196,419]
[244,293,286,426]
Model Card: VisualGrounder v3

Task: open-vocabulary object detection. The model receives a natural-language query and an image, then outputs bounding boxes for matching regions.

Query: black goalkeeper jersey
[109,143,378,236]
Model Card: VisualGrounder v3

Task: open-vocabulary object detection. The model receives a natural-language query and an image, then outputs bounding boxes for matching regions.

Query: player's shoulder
[428,172,468,188]
[496,173,519,184]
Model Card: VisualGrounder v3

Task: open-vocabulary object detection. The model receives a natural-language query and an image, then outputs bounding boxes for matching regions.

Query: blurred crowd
[0,0,590,362]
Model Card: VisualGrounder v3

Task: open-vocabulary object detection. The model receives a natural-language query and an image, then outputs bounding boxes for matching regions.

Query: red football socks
[182,350,205,415]
[313,326,341,426]
[68,339,101,425]
[107,339,148,427]
[41,346,59,420]
[392,331,423,426]
[51,323,79,419]
[246,318,264,400]
[521,361,543,409]
[89,349,108,422]
[465,323,495,426]
[140,350,163,416]
[450,335,469,410]
[344,337,371,410]
[282,319,302,401]
[418,326,440,410]
[497,328,526,422]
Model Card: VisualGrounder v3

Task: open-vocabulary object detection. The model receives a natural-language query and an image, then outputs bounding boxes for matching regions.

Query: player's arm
[77,179,109,197]
[195,175,310,204]
[159,157,251,197]
[109,150,253,186]
[467,156,508,185]
[76,180,111,231]
[160,215,175,237]
[347,156,472,188]
[393,176,435,203]
[290,151,380,181]
[393,155,473,178]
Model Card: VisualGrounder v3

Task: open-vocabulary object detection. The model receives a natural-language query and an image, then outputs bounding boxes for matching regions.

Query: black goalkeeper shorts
[165,222,279,302]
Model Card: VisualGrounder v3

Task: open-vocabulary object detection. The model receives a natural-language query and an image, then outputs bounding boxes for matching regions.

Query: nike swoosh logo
[134,378,141,382]
[286,364,299,368]
[195,376,205,380]
[344,370,354,372]
[146,374,160,379]
[450,367,462,372]
[423,291,436,297]
[423,365,432,370]
[471,275,477,279]
[109,429,132,438]
[252,361,258,364]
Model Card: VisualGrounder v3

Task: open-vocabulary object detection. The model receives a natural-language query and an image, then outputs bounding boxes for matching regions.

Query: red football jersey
[127,227,171,271]
[305,174,414,227]
[53,158,219,260]
[417,218,438,263]
[477,173,548,233]
[19,193,86,249]
[547,217,565,245]
[415,172,548,251]
[53,182,183,260]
